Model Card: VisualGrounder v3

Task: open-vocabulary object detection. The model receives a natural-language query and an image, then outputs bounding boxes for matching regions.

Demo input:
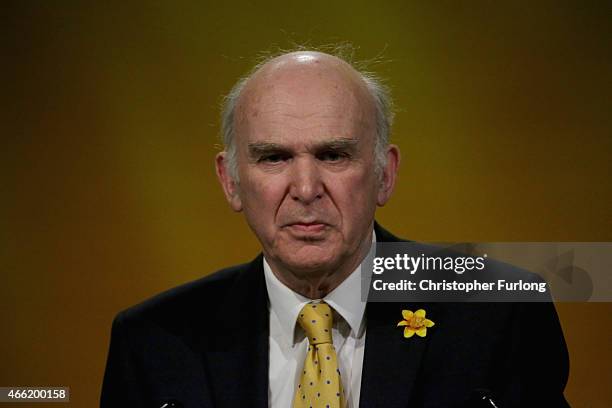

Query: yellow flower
[397,309,435,338]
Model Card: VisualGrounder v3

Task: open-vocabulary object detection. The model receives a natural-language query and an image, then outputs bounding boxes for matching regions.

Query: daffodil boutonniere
[397,309,435,338]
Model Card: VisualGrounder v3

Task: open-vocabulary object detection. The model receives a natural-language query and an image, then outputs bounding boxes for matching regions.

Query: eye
[259,153,289,163]
[318,150,348,162]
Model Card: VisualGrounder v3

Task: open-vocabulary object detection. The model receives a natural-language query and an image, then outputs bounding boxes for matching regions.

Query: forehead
[234,56,376,146]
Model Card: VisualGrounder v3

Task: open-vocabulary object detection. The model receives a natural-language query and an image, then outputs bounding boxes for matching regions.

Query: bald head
[237,51,375,115]
[221,50,393,181]
[235,52,376,155]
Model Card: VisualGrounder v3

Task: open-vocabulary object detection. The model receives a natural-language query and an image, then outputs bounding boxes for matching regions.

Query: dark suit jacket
[101,224,570,407]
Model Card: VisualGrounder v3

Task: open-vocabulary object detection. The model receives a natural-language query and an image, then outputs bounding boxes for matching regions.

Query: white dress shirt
[264,234,374,408]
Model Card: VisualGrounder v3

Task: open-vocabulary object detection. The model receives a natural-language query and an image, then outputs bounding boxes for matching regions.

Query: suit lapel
[358,224,435,407]
[204,255,269,408]
[359,301,436,407]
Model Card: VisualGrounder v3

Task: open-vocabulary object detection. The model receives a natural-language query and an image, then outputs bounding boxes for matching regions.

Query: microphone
[467,388,501,408]
[159,400,182,408]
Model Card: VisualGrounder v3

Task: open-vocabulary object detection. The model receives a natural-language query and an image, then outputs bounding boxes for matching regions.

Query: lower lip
[287,223,327,233]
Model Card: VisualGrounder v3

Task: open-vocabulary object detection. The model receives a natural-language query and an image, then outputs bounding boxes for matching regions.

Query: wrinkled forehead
[233,53,377,142]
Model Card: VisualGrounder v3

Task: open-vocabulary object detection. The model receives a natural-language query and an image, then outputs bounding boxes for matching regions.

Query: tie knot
[297,302,333,345]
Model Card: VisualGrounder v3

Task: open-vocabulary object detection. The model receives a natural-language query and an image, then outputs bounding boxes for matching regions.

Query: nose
[289,157,324,205]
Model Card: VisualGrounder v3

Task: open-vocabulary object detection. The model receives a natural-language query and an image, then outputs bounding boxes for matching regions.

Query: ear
[376,144,400,206]
[215,152,243,212]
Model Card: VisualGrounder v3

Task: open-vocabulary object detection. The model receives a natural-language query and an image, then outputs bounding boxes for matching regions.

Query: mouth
[284,222,328,235]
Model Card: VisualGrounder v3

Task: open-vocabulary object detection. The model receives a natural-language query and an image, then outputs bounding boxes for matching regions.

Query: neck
[267,229,373,299]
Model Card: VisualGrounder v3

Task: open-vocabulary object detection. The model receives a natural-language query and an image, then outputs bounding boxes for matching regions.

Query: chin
[277,246,340,274]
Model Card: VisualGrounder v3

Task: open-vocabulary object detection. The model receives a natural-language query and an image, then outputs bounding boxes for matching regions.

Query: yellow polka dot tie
[293,302,345,408]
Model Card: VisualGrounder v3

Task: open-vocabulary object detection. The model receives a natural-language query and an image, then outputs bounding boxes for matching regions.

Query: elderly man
[101,50,570,407]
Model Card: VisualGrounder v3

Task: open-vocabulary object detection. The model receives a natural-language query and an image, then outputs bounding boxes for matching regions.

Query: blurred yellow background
[2,1,611,407]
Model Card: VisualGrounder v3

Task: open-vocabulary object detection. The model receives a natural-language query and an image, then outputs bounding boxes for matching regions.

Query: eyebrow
[247,138,359,157]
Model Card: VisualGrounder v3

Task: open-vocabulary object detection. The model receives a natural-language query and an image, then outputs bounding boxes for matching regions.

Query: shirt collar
[264,231,375,345]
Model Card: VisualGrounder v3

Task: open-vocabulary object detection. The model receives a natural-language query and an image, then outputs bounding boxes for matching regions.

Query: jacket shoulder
[116,261,251,329]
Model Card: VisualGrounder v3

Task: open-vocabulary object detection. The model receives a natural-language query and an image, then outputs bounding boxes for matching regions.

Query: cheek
[348,167,379,195]
[241,176,286,219]
[328,171,379,215]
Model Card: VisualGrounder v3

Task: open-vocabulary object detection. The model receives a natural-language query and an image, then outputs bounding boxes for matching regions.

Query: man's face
[219,56,392,276]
